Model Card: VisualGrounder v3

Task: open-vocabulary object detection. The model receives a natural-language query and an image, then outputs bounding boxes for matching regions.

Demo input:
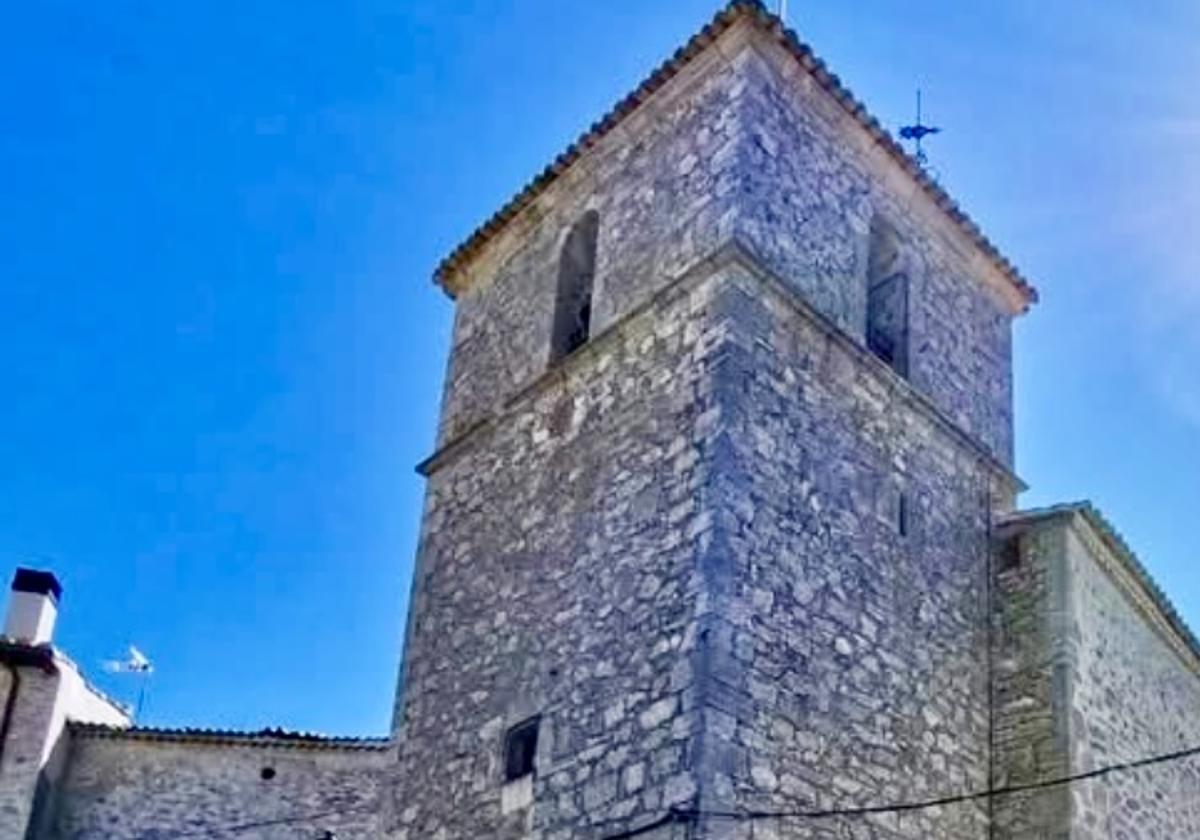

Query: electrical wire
[672,741,1200,824]
[137,741,1200,838]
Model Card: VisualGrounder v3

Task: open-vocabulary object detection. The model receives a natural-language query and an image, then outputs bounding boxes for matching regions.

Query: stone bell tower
[389,3,1035,838]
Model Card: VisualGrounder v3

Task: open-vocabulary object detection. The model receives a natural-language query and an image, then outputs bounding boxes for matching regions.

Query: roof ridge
[431,0,1037,308]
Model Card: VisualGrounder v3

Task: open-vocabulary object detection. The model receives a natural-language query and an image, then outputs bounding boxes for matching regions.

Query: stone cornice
[418,238,1024,494]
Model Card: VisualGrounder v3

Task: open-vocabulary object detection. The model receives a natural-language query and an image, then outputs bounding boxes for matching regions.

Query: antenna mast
[779,0,788,23]
[103,645,155,721]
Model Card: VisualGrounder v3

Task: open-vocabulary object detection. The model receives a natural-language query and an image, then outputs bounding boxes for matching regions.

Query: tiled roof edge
[1000,502,1200,670]
[997,501,1089,528]
[0,643,132,720]
[432,0,1038,308]
[69,722,392,751]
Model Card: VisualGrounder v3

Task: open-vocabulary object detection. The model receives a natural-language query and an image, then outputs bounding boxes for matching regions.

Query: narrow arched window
[551,211,599,361]
[866,217,910,377]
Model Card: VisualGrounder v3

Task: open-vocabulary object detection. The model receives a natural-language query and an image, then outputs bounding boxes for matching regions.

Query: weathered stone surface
[400,16,1025,833]
[439,24,1020,468]
[0,667,61,836]
[51,735,391,840]
[394,269,723,839]
[0,651,129,840]
[995,509,1200,840]
[729,43,1016,464]
[687,264,1004,839]
[435,41,745,448]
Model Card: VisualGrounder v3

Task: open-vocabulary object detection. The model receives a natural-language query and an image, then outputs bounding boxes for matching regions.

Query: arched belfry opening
[866,216,910,377]
[551,211,599,361]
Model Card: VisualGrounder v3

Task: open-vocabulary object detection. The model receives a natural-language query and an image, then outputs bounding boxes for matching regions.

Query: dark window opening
[551,211,599,361]
[504,717,540,782]
[866,218,910,377]
[260,767,277,781]
[998,535,1022,571]
[898,492,910,537]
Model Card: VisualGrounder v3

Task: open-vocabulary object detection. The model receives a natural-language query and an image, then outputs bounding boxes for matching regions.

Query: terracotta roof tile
[70,722,391,751]
[432,0,1038,307]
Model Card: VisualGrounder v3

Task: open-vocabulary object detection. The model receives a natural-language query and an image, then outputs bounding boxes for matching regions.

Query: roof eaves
[0,643,132,721]
[1000,502,1200,671]
[1074,503,1200,669]
[432,0,1038,309]
[432,1,753,298]
[69,723,391,752]
[996,501,1088,527]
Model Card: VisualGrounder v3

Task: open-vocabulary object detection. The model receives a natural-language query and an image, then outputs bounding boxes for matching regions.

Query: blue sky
[1,1,1196,736]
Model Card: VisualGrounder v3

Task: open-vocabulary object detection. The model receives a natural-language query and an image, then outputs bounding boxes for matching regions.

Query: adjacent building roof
[432,0,1038,308]
[0,642,132,722]
[70,722,391,752]
[1001,502,1200,670]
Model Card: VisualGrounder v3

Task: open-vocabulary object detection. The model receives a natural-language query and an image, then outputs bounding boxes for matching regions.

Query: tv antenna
[103,645,154,720]
[899,89,941,166]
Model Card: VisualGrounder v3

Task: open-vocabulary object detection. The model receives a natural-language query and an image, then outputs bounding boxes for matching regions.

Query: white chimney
[5,568,62,646]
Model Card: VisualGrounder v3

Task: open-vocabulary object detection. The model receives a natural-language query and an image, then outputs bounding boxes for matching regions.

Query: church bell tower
[391,3,1035,838]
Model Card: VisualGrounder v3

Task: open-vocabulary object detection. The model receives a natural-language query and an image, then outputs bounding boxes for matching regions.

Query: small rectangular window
[898,492,910,537]
[998,535,1022,571]
[504,717,540,782]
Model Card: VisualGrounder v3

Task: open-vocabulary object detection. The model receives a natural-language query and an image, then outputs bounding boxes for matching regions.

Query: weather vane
[899,89,941,166]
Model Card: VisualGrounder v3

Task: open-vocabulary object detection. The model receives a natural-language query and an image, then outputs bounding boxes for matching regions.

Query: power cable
[671,741,1200,824]
[139,740,1200,838]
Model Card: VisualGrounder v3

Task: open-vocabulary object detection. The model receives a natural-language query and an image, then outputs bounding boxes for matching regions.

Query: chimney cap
[12,568,62,604]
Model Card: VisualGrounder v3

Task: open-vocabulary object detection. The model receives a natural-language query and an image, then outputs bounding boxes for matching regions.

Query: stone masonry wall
[0,665,58,837]
[1062,519,1200,839]
[440,25,1018,470]
[991,520,1073,839]
[732,40,1016,463]
[403,7,1043,838]
[393,267,730,839]
[50,733,390,839]
[416,16,1026,838]
[435,26,748,447]
[990,511,1200,840]
[690,262,1003,839]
